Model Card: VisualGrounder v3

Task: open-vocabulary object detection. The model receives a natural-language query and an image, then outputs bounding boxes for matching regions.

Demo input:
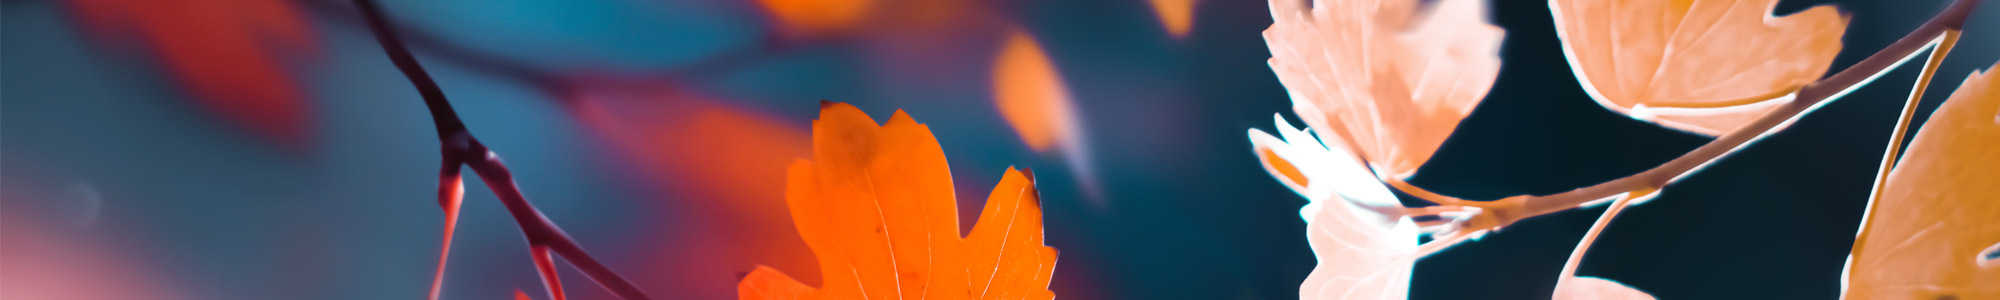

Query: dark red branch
[349,0,652,298]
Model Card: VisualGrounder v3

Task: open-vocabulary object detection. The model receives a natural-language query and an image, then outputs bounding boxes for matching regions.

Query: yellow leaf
[739,102,1058,300]
[1551,0,1849,135]
[1263,0,1505,178]
[1844,62,2000,299]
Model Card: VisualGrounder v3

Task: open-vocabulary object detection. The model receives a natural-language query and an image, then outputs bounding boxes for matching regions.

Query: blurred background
[2,0,1997,299]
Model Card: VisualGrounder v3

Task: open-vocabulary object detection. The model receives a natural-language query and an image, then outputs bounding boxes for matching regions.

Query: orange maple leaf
[739,102,1059,300]
[1262,0,1505,179]
[1550,0,1849,135]
[1843,62,2000,299]
[64,0,316,143]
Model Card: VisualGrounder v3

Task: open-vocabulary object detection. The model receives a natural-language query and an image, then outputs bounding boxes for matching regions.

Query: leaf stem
[1846,29,1959,278]
[350,0,652,299]
[1394,0,1982,250]
[1556,188,1655,278]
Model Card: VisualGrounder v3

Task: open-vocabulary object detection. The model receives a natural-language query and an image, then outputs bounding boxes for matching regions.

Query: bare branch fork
[349,0,652,299]
[1398,0,1982,253]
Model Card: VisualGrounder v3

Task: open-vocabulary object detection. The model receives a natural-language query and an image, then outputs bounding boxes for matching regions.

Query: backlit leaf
[1298,184,1422,300]
[1553,276,1655,300]
[1249,115,1403,222]
[739,102,1058,300]
[1263,0,1505,178]
[1844,62,2000,299]
[1550,0,1849,135]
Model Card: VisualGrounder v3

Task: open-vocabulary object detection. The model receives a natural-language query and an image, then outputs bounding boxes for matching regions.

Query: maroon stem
[350,0,652,299]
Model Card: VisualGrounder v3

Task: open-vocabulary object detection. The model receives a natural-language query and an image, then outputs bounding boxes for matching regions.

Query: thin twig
[350,0,652,299]
[1394,0,1982,251]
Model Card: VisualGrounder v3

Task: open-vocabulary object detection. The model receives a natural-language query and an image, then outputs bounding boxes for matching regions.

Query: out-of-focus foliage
[1550,0,1849,135]
[738,103,1058,300]
[1149,0,1198,38]
[63,0,315,144]
[1844,62,2000,300]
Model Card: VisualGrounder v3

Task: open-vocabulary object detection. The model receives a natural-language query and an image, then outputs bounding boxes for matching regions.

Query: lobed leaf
[1844,62,2000,299]
[1550,0,1849,135]
[1263,0,1505,178]
[739,102,1058,300]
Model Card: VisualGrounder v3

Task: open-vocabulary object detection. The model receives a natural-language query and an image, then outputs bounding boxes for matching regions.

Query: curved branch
[351,0,652,299]
[1395,0,1982,248]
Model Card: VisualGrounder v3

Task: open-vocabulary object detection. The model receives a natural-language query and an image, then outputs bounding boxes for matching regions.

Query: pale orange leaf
[1550,0,1850,135]
[1843,62,2000,299]
[1298,185,1422,300]
[1263,0,1505,178]
[1553,276,1655,300]
[739,102,1058,300]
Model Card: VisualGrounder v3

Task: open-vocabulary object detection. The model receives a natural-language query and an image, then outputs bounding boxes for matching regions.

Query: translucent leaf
[1554,276,1656,300]
[1844,62,2000,299]
[1550,0,1849,135]
[739,102,1058,300]
[1263,0,1504,178]
[1249,115,1402,222]
[1298,189,1422,300]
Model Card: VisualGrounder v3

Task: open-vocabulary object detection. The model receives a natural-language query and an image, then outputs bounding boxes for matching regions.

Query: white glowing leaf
[1250,115,1402,222]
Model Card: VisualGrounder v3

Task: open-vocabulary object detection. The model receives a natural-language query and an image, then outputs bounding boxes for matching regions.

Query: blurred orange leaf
[758,0,873,37]
[1263,0,1504,178]
[1550,0,1849,135]
[992,30,1102,203]
[993,30,1080,154]
[64,0,315,143]
[739,102,1058,300]
[1149,0,1197,38]
[1844,62,2000,299]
